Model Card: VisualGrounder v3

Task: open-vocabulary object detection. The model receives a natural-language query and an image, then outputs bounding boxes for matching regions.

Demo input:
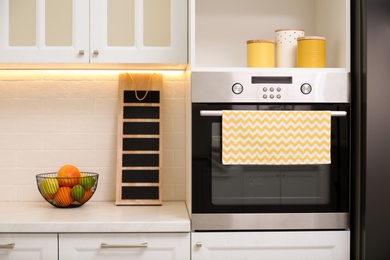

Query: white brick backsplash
[69,150,116,168]
[17,151,70,167]
[172,115,186,133]
[0,70,187,202]
[67,115,117,133]
[0,116,17,132]
[17,116,68,133]
[43,98,95,115]
[95,99,118,115]
[42,133,96,150]
[174,150,186,168]
[0,185,17,201]
[0,83,17,97]
[17,99,44,115]
[0,99,23,115]
[17,185,43,201]
[14,134,44,150]
[95,134,117,150]
[0,151,17,167]
[164,133,186,150]
[90,183,116,202]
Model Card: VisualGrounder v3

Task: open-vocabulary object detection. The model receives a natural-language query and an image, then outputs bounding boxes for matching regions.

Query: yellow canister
[297,36,326,68]
[247,40,275,68]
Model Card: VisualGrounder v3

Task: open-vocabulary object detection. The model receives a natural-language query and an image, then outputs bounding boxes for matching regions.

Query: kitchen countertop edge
[0,201,190,233]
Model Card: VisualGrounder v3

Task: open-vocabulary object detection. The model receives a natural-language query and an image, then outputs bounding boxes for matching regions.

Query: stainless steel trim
[191,71,350,103]
[101,243,148,249]
[0,243,15,249]
[191,213,349,231]
[200,110,347,117]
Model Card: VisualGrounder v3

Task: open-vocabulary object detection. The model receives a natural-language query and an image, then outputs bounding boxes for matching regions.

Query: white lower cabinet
[191,231,350,260]
[59,233,190,260]
[0,234,58,260]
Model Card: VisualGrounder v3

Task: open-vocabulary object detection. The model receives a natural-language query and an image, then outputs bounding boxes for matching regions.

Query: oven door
[191,103,350,231]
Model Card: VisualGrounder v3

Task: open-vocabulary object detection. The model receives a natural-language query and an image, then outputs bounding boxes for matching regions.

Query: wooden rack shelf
[116,73,163,205]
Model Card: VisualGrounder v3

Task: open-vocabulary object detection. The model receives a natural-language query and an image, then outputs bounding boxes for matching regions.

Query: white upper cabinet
[91,0,187,65]
[189,0,350,71]
[0,0,89,63]
[0,0,187,66]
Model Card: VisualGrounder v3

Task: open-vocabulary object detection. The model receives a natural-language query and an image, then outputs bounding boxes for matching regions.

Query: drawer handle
[101,243,148,249]
[195,242,202,247]
[93,50,99,56]
[78,50,85,56]
[0,243,15,249]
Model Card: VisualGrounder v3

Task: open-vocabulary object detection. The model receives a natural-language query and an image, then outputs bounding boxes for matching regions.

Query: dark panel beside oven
[123,106,160,119]
[123,122,160,135]
[124,90,160,103]
[122,170,159,183]
[121,186,160,200]
[122,154,159,167]
[122,138,159,151]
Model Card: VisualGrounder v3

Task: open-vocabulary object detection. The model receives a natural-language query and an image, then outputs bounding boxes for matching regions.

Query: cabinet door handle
[93,50,99,56]
[101,243,148,249]
[78,50,85,56]
[0,243,15,249]
[195,242,202,247]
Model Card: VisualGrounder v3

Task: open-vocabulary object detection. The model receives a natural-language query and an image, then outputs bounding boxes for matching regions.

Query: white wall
[0,70,186,202]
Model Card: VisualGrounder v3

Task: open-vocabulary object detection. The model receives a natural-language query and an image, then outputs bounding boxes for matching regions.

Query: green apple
[71,185,85,201]
[40,178,59,195]
[79,176,96,190]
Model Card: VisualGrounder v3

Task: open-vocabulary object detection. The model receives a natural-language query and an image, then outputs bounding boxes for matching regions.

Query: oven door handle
[200,110,347,117]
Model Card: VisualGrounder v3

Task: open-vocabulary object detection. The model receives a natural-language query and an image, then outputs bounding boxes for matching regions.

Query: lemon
[40,178,59,195]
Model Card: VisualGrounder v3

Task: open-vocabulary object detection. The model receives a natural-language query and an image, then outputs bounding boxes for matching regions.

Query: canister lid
[275,28,304,32]
[247,39,274,44]
[297,36,326,41]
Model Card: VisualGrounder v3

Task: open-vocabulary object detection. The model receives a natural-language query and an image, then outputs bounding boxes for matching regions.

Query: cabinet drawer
[59,233,190,260]
[192,231,350,260]
[0,234,57,260]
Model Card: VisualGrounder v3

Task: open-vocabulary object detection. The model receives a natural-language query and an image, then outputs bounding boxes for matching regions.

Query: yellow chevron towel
[222,110,331,165]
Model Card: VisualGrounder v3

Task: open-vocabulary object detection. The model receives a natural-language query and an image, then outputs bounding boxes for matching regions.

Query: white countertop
[0,201,190,233]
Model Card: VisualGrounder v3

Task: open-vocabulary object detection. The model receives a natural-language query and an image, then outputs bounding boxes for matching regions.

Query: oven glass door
[191,104,350,214]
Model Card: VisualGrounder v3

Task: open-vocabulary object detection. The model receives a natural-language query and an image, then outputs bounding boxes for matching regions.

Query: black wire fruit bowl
[36,172,99,208]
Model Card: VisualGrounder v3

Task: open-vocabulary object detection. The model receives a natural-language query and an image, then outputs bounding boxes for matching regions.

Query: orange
[54,187,74,207]
[77,189,93,204]
[57,164,81,187]
[44,193,55,200]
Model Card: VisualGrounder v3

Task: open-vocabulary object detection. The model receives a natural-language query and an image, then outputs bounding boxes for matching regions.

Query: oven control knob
[301,83,312,95]
[232,83,243,94]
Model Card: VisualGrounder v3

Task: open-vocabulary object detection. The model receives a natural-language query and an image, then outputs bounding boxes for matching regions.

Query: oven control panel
[192,71,350,103]
[232,82,313,100]
[259,86,283,100]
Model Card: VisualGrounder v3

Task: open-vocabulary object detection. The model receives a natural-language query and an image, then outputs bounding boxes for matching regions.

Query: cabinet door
[59,233,190,260]
[192,231,350,260]
[0,0,89,63]
[0,234,58,260]
[90,0,187,65]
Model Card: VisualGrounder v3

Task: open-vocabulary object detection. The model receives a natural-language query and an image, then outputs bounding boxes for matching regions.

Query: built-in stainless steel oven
[190,71,350,231]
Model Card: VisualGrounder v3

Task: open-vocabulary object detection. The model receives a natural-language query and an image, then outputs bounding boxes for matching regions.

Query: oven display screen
[251,76,293,84]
